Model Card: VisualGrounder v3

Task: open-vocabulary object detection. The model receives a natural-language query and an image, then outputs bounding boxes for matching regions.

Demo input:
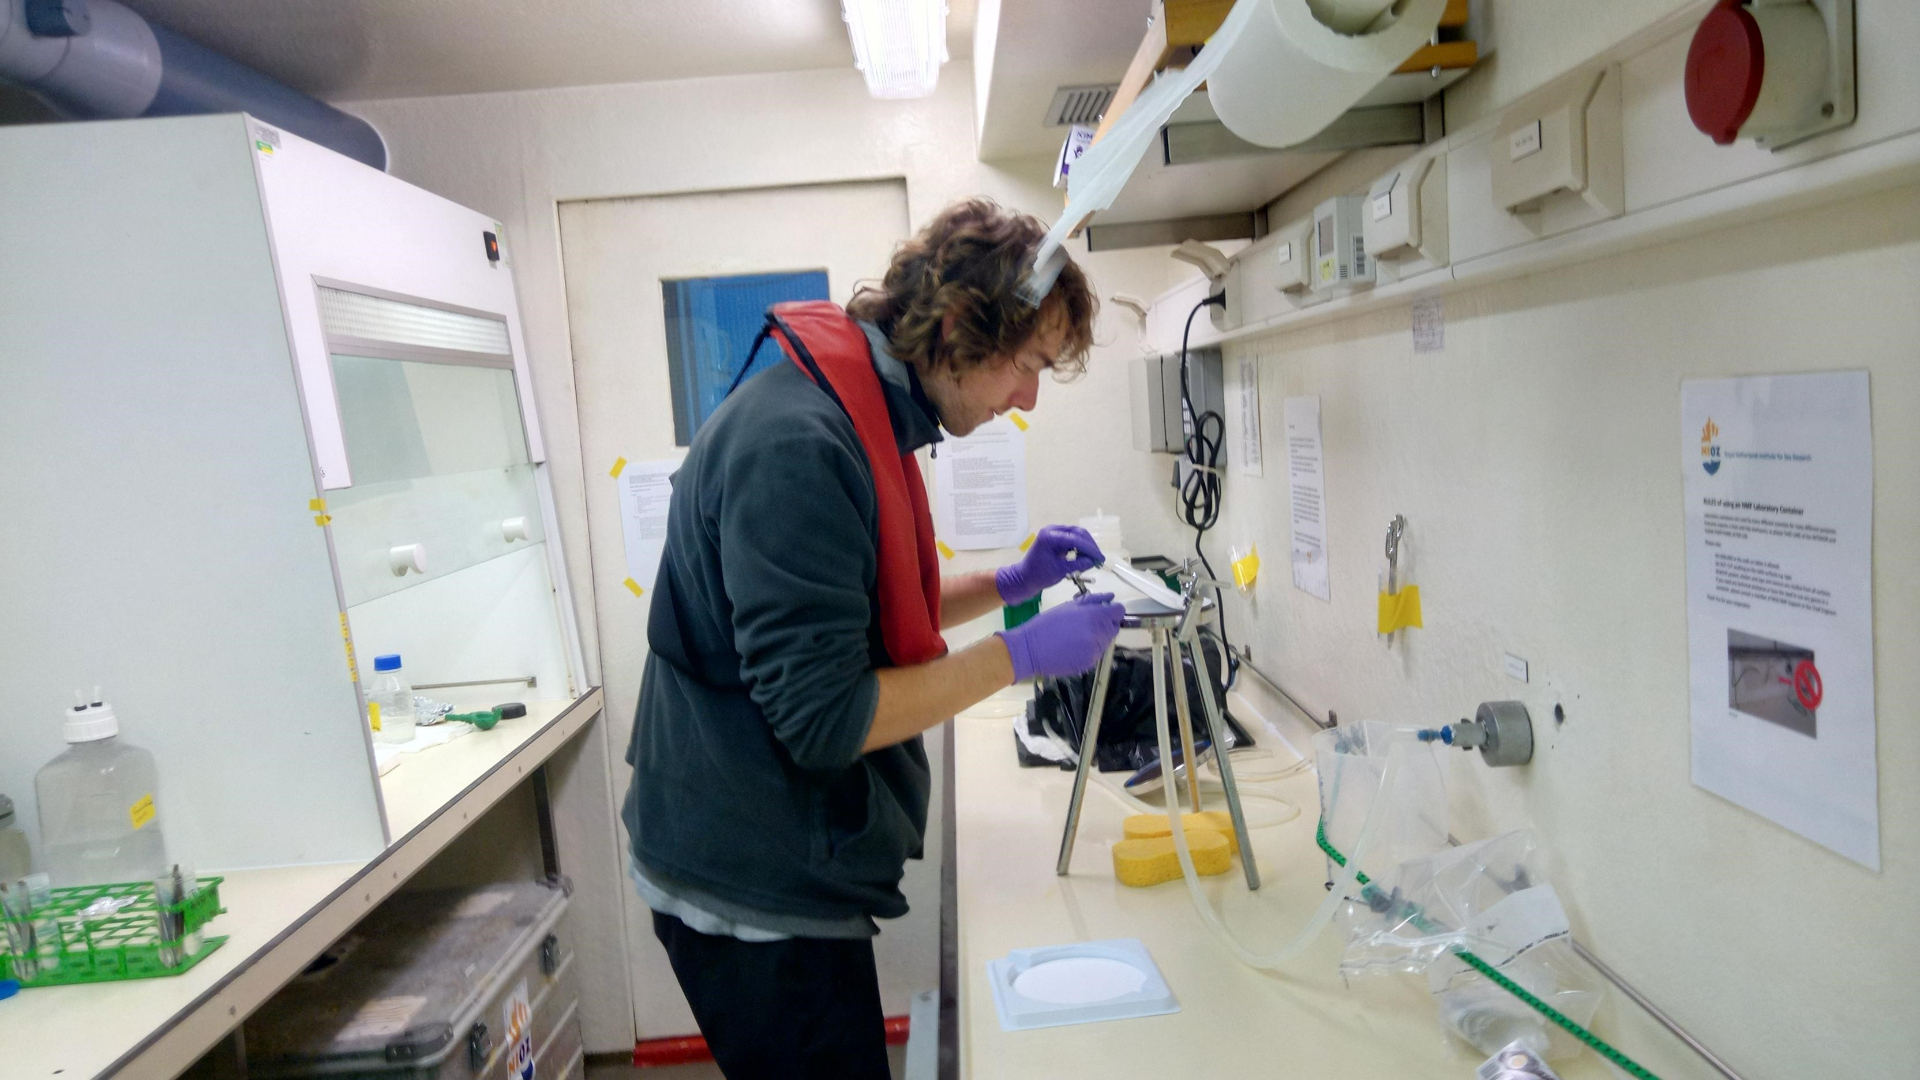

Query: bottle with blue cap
[367,655,415,746]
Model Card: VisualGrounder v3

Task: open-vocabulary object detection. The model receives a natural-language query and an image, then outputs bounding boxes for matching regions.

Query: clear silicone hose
[1146,635,1403,969]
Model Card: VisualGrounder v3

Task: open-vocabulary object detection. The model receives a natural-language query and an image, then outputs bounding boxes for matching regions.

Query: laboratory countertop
[3,689,602,1080]
[950,701,1697,1080]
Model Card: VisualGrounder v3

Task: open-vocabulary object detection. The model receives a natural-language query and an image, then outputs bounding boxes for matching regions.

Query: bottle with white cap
[34,688,168,887]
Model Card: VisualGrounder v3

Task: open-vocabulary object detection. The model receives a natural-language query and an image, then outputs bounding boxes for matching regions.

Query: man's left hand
[994,524,1105,605]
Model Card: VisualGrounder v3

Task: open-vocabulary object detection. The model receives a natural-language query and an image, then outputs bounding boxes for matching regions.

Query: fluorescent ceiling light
[843,0,949,99]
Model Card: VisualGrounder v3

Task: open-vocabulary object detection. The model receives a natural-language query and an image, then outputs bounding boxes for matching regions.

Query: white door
[558,180,936,1039]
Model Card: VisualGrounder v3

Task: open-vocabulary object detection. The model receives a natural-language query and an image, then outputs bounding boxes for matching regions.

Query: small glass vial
[368,654,416,745]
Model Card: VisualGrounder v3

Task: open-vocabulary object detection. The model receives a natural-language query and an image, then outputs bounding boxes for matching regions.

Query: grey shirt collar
[858,320,944,455]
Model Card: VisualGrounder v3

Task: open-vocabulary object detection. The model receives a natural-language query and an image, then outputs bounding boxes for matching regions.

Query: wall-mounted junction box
[1366,149,1449,270]
[1490,64,1625,236]
[1131,346,1226,458]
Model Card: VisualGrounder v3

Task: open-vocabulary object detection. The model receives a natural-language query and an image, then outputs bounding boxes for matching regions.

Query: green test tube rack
[0,876,228,987]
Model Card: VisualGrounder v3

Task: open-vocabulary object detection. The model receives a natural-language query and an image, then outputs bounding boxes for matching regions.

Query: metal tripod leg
[1167,627,1204,814]
[1184,637,1260,890]
[1055,641,1118,876]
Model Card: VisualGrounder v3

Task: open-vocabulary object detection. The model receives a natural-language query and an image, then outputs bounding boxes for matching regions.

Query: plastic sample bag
[1315,720,1450,884]
[1335,830,1604,1061]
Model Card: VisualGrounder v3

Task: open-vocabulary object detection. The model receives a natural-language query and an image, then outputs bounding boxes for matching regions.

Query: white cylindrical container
[35,692,168,887]
[367,654,416,745]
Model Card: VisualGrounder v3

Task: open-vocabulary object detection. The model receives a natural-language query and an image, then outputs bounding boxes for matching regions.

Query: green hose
[1316,819,1662,1080]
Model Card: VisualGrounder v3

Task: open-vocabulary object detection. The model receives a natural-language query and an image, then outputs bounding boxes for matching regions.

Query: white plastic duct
[0,0,386,169]
[1208,0,1447,149]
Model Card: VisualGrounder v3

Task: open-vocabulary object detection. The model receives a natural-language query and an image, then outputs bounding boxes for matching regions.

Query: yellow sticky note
[623,577,644,597]
[1018,533,1036,553]
[1231,545,1261,590]
[129,794,156,830]
[610,456,628,479]
[308,498,327,511]
[936,541,956,560]
[1008,412,1030,431]
[1377,585,1424,634]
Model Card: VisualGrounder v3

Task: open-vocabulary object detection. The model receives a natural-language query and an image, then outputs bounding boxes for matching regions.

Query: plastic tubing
[1091,763,1301,830]
[1149,640,1403,969]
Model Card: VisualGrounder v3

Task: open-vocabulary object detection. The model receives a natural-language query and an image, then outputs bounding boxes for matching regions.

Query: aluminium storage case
[0,114,584,872]
[246,881,582,1080]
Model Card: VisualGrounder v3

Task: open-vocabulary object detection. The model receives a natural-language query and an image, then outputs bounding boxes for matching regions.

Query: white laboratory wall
[1208,182,1920,1078]
[347,64,1183,1047]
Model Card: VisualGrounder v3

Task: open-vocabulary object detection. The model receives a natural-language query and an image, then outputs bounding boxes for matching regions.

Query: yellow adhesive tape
[1017,533,1036,553]
[308,498,327,511]
[314,514,332,526]
[1377,584,1424,634]
[610,456,628,479]
[623,577,645,597]
[1231,545,1261,590]
[369,700,381,732]
[936,541,956,560]
[339,612,358,683]
[129,794,156,831]
[1008,412,1030,431]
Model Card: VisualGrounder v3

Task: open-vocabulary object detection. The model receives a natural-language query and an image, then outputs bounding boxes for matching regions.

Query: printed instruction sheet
[934,415,1028,550]
[1682,371,1877,868]
[1230,355,1264,477]
[617,459,677,593]
[1284,396,1331,601]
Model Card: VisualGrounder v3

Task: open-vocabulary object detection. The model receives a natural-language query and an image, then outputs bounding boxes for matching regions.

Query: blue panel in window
[662,270,831,445]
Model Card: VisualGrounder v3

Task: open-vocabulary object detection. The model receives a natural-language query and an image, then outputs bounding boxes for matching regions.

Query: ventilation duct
[0,0,386,170]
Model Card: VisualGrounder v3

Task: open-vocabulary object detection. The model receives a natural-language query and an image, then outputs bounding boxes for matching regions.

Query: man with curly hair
[622,199,1122,1077]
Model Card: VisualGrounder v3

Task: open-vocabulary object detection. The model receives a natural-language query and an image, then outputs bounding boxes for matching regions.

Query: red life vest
[765,302,947,667]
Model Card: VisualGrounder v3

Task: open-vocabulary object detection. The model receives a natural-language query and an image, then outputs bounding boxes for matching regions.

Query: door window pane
[662,270,830,445]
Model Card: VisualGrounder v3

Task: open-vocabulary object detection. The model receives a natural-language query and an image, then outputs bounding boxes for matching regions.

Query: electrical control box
[1271,215,1316,298]
[1311,195,1373,295]
[1131,347,1226,460]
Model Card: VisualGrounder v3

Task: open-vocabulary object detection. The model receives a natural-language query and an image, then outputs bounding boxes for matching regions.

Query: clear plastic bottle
[35,690,168,887]
[368,654,415,745]
[0,793,32,883]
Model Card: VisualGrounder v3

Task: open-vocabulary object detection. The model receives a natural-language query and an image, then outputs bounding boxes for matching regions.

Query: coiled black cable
[1178,292,1237,689]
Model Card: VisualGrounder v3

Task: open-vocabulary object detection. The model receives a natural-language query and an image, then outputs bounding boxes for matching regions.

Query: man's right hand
[998,592,1126,682]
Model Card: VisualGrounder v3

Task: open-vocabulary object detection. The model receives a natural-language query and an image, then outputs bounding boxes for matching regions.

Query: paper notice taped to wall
[617,459,676,594]
[934,416,1028,551]
[1682,371,1878,868]
[1284,396,1331,601]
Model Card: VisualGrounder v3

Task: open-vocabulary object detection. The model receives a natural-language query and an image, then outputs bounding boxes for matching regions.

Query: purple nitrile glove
[998,592,1125,682]
[995,525,1106,605]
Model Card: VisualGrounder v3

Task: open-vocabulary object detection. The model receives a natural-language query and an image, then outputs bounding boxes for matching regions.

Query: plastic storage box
[245,880,580,1080]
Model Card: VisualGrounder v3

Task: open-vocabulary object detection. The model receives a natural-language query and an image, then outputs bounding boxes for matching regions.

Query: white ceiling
[20,0,977,102]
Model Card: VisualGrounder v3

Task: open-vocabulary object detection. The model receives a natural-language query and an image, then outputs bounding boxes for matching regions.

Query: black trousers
[652,911,892,1080]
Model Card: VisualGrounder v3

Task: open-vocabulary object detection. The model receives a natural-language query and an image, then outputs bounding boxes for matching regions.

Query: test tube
[154,865,187,967]
[1,880,39,979]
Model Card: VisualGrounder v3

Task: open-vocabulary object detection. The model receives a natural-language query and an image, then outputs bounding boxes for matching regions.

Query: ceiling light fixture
[842,0,949,99]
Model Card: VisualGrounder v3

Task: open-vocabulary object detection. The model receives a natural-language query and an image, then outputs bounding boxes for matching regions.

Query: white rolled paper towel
[1208,0,1448,150]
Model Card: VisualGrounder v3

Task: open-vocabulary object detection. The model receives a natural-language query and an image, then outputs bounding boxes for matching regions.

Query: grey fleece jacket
[622,326,943,927]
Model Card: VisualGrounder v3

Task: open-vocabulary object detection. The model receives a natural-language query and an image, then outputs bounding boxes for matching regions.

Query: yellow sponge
[1122,811,1240,855]
[1112,829,1231,887]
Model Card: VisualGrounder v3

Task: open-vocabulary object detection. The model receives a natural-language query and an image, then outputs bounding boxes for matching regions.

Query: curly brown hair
[847,198,1097,379]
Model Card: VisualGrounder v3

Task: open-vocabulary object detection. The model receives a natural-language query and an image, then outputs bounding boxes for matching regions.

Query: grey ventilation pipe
[0,0,386,170]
